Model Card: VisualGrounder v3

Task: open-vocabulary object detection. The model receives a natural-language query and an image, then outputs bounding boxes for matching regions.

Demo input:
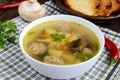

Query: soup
[23,20,100,65]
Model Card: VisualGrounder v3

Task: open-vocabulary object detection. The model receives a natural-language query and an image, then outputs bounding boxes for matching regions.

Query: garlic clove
[18,0,46,22]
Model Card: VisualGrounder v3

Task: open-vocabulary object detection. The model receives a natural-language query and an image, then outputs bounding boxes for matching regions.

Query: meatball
[43,56,64,65]
[28,42,47,55]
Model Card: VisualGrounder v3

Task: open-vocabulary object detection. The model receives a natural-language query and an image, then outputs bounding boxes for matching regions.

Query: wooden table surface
[0,0,120,33]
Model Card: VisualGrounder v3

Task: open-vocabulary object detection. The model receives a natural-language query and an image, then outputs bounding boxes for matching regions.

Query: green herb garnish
[0,20,18,48]
[50,33,66,41]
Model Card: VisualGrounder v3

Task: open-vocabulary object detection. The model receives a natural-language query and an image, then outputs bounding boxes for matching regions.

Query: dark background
[0,0,120,33]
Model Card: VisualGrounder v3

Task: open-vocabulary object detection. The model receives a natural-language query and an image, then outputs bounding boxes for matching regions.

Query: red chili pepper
[105,37,119,65]
[0,0,26,10]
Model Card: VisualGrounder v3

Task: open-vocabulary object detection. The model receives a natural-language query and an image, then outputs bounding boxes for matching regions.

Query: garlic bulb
[18,0,46,21]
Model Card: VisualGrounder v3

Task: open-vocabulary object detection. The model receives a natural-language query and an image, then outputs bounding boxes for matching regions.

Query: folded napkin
[0,0,120,80]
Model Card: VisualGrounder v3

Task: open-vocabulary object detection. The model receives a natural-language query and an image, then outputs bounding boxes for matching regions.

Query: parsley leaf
[50,33,66,41]
[0,20,18,48]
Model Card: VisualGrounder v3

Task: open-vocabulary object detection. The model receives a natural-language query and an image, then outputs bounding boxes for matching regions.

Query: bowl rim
[19,15,105,67]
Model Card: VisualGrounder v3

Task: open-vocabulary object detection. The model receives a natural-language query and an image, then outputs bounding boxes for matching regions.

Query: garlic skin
[18,0,46,21]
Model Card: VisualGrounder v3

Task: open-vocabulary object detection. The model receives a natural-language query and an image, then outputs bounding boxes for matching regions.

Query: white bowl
[19,15,104,79]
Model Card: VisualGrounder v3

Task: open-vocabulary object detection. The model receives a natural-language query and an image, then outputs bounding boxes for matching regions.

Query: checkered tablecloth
[0,0,120,80]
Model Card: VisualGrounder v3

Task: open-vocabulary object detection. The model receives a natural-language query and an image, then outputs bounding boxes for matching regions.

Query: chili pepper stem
[109,57,117,65]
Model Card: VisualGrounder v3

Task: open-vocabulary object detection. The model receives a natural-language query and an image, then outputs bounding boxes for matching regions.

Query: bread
[110,0,120,14]
[65,0,120,16]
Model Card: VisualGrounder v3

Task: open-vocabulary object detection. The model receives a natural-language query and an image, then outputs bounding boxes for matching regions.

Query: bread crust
[96,0,112,16]
[110,0,120,13]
